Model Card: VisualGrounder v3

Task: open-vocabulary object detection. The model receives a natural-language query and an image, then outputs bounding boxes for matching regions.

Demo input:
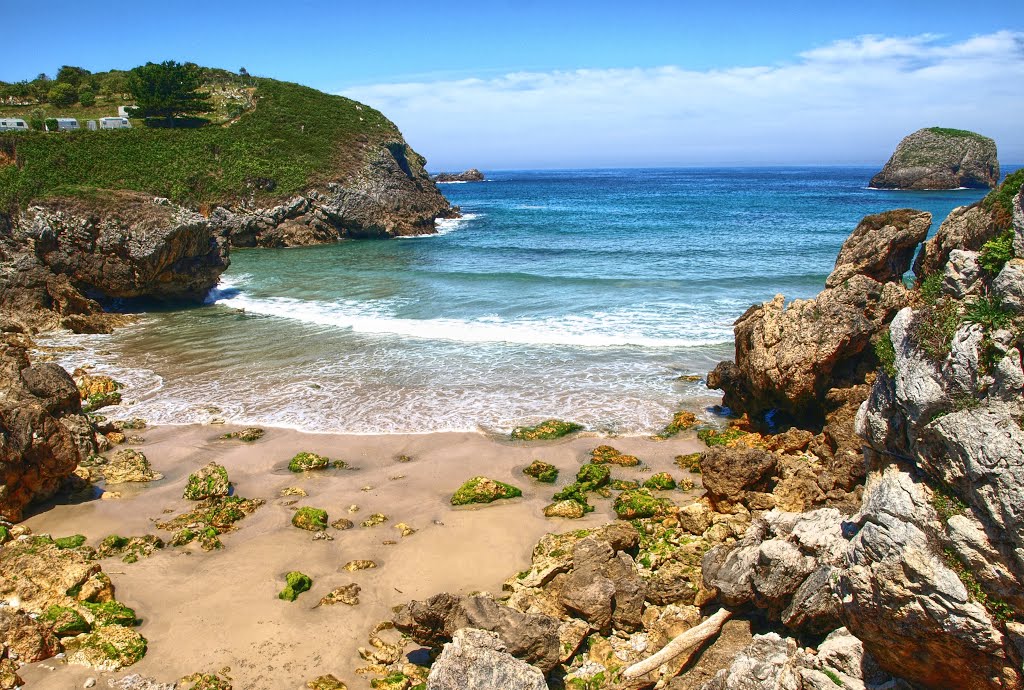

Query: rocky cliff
[870,127,1000,190]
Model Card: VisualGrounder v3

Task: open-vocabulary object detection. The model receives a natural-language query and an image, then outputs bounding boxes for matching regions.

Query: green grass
[0,76,401,213]
[964,295,1013,331]
[873,331,897,378]
[909,298,963,362]
[919,273,944,305]
[978,228,1015,275]
[925,127,990,140]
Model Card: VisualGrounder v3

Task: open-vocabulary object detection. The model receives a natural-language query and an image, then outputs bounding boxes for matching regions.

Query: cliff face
[870,127,1000,190]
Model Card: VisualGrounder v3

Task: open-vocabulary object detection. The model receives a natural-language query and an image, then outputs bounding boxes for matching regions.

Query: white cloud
[342,32,1024,169]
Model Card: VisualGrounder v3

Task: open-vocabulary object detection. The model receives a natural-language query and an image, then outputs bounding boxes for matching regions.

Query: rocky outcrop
[869,127,999,190]
[709,210,929,424]
[0,335,84,521]
[915,202,1003,278]
[434,169,485,183]
[213,141,455,247]
[426,628,547,690]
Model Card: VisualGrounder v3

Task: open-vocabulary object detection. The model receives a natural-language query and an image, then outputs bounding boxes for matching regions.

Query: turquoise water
[48,167,1001,433]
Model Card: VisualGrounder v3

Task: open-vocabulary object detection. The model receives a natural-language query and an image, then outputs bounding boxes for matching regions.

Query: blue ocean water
[46,167,1004,433]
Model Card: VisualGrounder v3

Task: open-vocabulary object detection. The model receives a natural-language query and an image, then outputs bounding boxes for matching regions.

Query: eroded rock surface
[869,127,999,190]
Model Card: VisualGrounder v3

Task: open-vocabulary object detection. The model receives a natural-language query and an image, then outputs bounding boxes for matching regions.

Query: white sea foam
[435,180,469,184]
[400,213,482,238]
[209,291,729,347]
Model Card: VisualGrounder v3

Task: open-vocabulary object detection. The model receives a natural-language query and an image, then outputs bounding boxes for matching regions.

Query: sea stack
[434,168,486,182]
[869,127,999,190]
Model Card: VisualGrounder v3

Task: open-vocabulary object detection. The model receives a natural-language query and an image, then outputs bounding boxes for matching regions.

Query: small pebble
[348,504,359,513]
[85,679,97,688]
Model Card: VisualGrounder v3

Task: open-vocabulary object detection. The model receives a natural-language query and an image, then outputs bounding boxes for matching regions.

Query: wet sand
[17,424,703,689]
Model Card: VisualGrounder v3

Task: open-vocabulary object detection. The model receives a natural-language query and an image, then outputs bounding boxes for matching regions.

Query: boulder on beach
[450,477,522,506]
[869,127,999,190]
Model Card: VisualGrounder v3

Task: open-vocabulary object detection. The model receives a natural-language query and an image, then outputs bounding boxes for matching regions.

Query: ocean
[43,167,1003,434]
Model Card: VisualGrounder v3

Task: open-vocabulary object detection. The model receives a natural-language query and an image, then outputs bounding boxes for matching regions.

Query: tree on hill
[127,61,212,126]
[48,82,78,107]
[56,65,91,88]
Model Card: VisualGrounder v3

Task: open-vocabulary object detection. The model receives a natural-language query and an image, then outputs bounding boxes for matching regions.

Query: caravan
[99,117,131,130]
[55,118,79,131]
[0,118,29,132]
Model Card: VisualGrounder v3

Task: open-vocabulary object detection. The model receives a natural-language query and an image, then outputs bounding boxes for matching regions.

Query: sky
[5,1,1023,169]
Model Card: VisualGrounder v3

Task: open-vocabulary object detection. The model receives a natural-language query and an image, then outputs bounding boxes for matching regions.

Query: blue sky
[5,1,1023,168]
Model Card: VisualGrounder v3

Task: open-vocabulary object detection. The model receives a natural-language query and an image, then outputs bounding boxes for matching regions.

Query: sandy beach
[15,423,704,689]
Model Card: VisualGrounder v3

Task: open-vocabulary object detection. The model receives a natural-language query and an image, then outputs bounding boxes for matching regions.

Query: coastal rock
[103,449,162,484]
[63,625,147,670]
[214,141,455,247]
[869,127,999,190]
[183,462,230,500]
[393,593,562,672]
[699,447,776,511]
[0,242,106,333]
[914,203,1003,278]
[425,628,547,690]
[993,259,1024,313]
[0,605,61,663]
[434,169,486,183]
[709,210,927,423]
[0,337,82,521]
[26,191,230,300]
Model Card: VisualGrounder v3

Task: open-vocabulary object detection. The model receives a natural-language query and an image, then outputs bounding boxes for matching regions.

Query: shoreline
[16,422,705,689]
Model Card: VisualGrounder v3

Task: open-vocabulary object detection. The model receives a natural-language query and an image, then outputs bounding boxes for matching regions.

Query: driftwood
[622,608,733,679]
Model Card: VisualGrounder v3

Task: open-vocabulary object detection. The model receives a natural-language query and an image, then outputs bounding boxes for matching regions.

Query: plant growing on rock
[963,295,1012,331]
[873,331,897,378]
[450,477,522,505]
[288,451,330,472]
[54,534,86,549]
[292,507,329,531]
[908,298,963,362]
[613,488,670,519]
[183,462,231,500]
[978,228,1015,275]
[278,571,313,601]
[523,460,559,483]
[510,419,583,441]
[643,472,677,490]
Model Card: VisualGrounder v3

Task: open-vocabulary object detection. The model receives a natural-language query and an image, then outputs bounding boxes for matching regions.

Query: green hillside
[0,72,403,214]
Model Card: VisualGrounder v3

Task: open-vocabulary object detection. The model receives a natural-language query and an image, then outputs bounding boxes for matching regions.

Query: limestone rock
[825,209,931,288]
[699,447,776,511]
[393,593,562,672]
[27,192,229,300]
[0,605,61,662]
[104,449,162,484]
[434,169,486,183]
[426,627,546,690]
[869,127,999,190]
[993,259,1024,313]
[63,625,147,670]
[915,203,1003,278]
[183,462,230,500]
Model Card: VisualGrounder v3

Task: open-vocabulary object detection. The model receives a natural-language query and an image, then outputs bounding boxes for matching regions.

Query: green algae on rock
[220,427,265,442]
[643,472,678,490]
[575,463,611,489]
[183,462,231,501]
[589,445,640,466]
[63,625,147,671]
[307,674,348,689]
[288,451,330,472]
[523,460,559,483]
[81,600,138,627]
[54,534,87,549]
[279,571,313,602]
[157,495,264,550]
[181,669,234,689]
[675,452,702,473]
[510,419,583,441]
[654,410,699,439]
[543,500,586,519]
[614,488,671,520]
[97,534,165,563]
[40,605,90,636]
[450,477,523,505]
[292,507,329,531]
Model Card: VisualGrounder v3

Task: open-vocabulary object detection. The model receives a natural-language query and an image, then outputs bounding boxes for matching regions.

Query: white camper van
[0,118,29,132]
[99,117,131,130]
[55,118,79,131]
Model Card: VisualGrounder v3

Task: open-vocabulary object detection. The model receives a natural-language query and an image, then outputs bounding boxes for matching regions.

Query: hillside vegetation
[0,70,404,213]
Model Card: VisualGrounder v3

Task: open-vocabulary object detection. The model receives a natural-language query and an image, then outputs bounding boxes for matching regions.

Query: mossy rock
[63,624,147,670]
[220,427,265,442]
[450,476,523,505]
[510,419,583,441]
[655,411,699,439]
[279,571,313,602]
[551,483,595,513]
[697,427,758,448]
[674,453,702,473]
[0,526,10,544]
[614,488,671,520]
[99,535,130,552]
[54,534,87,549]
[576,463,611,489]
[543,500,586,519]
[181,672,233,690]
[609,479,639,490]
[292,507,329,531]
[643,472,677,490]
[523,460,559,483]
[371,673,412,690]
[589,445,640,466]
[288,451,330,472]
[41,605,91,636]
[308,675,348,690]
[183,462,231,501]
[82,600,138,627]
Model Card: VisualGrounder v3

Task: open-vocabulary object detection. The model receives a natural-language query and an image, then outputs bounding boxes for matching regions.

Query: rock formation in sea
[434,168,486,183]
[870,127,1000,190]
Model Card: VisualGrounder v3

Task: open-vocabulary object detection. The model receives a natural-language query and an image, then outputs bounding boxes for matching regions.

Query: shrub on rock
[451,477,522,506]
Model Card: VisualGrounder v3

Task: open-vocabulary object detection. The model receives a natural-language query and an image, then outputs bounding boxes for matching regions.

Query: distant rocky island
[870,126,999,190]
[434,168,486,183]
